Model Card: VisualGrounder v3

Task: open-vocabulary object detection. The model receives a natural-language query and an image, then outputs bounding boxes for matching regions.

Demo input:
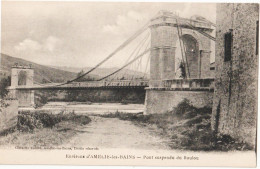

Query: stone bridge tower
[145,10,215,114]
[149,10,214,87]
[9,64,34,107]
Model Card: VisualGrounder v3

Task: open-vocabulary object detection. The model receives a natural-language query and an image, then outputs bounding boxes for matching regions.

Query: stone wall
[0,99,18,131]
[145,89,213,114]
[211,3,259,147]
[16,90,35,107]
[200,50,212,78]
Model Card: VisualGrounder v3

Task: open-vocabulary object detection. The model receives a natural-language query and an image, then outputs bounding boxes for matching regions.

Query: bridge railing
[67,80,149,88]
[163,78,215,89]
[104,80,149,87]
[66,81,104,87]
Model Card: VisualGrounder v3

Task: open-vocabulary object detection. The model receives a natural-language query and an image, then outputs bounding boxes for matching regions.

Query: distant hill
[83,67,149,80]
[53,66,149,80]
[0,53,97,83]
[50,66,82,73]
[1,53,149,85]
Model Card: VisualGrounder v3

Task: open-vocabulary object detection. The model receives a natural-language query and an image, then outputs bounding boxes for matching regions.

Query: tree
[75,70,94,82]
[42,78,50,84]
[0,76,11,99]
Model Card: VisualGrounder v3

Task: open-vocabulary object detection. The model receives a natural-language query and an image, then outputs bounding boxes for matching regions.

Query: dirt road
[63,116,171,150]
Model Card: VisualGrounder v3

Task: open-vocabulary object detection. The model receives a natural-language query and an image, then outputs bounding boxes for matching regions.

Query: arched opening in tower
[181,34,200,78]
[18,70,27,86]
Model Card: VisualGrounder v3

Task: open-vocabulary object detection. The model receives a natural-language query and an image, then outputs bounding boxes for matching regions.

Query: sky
[1,1,216,69]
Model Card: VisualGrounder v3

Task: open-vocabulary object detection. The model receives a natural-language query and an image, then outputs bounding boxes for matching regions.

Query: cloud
[43,36,63,52]
[102,10,147,35]
[180,3,192,18]
[13,36,64,66]
[127,10,144,21]
[14,36,62,53]
[180,3,216,23]
[14,38,42,52]
[4,2,216,68]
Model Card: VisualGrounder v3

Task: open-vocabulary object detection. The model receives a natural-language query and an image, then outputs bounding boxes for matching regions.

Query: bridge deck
[9,80,149,90]
[8,79,215,91]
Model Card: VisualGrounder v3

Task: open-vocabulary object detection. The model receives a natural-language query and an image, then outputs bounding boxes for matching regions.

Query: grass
[17,110,91,132]
[0,110,91,147]
[0,121,87,147]
[100,99,253,151]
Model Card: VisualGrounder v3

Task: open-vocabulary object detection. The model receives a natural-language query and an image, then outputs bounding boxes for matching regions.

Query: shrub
[173,99,197,117]
[17,111,91,132]
[34,90,58,108]
[0,76,11,99]
[17,112,43,132]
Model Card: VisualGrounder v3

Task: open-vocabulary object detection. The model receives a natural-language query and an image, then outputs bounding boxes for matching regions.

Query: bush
[172,99,197,116]
[17,111,91,132]
[0,76,11,99]
[34,90,58,108]
[17,112,44,132]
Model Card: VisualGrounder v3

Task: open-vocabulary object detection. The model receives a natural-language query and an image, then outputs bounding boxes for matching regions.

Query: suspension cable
[26,76,52,87]
[133,34,150,79]
[34,71,54,83]
[183,20,216,41]
[51,22,150,87]
[129,37,150,81]
[143,48,151,79]
[179,18,191,78]
[109,31,150,81]
[97,48,151,81]
[176,16,190,78]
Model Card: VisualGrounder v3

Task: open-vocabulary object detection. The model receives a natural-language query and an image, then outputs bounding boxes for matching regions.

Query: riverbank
[0,111,91,148]
[0,101,252,151]
[0,102,144,148]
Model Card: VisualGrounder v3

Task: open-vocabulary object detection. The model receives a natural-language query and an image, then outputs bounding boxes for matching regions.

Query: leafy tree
[42,78,50,84]
[75,70,94,82]
[0,76,11,99]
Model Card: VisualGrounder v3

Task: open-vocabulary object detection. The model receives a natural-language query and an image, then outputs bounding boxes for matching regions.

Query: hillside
[83,67,149,80]
[1,53,149,84]
[0,53,97,83]
[53,66,149,80]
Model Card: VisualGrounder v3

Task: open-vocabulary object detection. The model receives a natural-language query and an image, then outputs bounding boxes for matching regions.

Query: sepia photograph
[0,1,259,167]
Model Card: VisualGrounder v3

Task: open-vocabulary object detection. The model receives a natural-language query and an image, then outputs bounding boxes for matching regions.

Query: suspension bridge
[8,10,216,111]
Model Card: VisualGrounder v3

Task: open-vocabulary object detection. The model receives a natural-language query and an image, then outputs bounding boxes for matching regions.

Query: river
[19,102,145,114]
